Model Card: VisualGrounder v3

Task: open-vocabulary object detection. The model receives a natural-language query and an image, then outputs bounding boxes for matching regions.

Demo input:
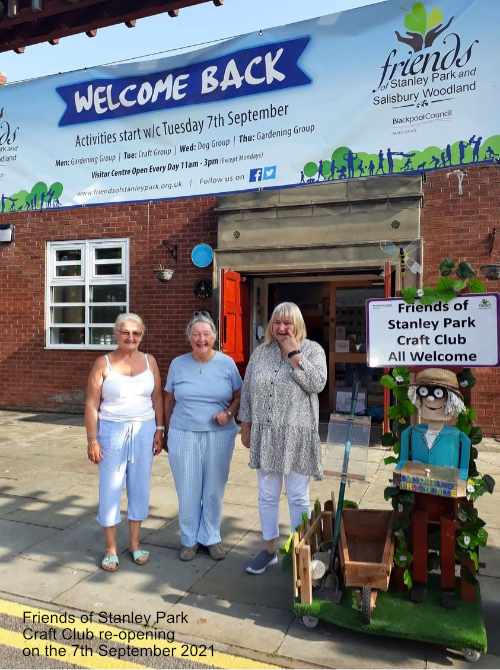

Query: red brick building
[0,165,499,435]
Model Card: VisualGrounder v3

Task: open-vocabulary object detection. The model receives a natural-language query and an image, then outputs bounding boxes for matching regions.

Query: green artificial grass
[294,578,487,653]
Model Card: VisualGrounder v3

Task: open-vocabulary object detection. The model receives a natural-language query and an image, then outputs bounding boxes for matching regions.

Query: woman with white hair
[85,313,164,572]
[239,302,327,575]
[164,312,242,562]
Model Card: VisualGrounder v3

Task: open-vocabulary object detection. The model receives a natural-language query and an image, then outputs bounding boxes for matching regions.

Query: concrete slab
[0,556,88,602]
[278,618,426,669]
[0,495,30,517]
[163,593,294,655]
[0,519,61,562]
[20,514,129,573]
[478,575,500,658]
[145,502,261,550]
[56,545,213,615]
[4,495,94,529]
[480,526,500,579]
[189,531,292,611]
[427,652,500,669]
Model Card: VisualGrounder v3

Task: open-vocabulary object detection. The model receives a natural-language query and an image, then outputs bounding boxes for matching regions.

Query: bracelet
[87,436,97,442]
[155,425,166,431]
[287,349,301,359]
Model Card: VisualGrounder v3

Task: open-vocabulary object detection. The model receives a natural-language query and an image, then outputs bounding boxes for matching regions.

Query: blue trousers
[97,419,155,527]
[167,428,236,547]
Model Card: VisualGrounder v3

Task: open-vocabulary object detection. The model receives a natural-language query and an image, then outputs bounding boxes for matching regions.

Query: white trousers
[257,470,310,541]
[97,418,155,527]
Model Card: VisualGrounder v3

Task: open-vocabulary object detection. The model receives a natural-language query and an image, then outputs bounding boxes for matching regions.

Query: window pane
[52,307,85,324]
[52,286,85,303]
[90,328,116,346]
[56,265,81,277]
[95,263,122,276]
[95,248,122,260]
[56,249,81,262]
[50,328,85,345]
[91,285,126,303]
[90,305,125,324]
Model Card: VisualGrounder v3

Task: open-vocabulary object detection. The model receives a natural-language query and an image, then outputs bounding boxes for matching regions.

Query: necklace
[192,351,215,373]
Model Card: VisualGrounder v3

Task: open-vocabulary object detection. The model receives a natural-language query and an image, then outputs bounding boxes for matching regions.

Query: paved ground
[0,409,499,669]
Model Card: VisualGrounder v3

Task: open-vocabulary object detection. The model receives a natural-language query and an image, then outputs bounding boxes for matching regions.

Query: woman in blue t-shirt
[164,313,242,562]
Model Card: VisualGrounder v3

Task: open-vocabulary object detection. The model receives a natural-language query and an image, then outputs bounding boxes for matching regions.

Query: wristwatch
[287,350,301,359]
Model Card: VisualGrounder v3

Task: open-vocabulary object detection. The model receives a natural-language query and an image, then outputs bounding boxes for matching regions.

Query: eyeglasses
[417,385,447,399]
[118,329,143,338]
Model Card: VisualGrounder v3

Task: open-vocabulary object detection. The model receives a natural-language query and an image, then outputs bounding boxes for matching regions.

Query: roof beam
[0,0,220,54]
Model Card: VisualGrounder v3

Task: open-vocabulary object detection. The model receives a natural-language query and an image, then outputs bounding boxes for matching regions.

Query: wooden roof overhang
[0,0,222,54]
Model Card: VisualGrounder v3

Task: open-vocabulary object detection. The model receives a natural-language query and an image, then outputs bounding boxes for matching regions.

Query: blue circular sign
[191,243,214,268]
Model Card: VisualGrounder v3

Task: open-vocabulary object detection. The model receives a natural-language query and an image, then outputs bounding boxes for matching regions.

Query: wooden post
[299,545,312,605]
[292,532,299,599]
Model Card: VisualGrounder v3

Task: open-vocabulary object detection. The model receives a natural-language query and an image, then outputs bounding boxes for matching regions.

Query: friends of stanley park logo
[372,2,479,110]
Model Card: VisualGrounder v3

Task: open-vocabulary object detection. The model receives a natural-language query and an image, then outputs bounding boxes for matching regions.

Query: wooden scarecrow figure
[395,368,471,608]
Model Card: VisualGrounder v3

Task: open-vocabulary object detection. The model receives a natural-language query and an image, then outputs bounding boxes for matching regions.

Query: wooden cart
[339,508,394,623]
[292,501,394,625]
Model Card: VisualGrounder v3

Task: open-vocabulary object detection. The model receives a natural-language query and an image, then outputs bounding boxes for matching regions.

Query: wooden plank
[339,514,349,572]
[299,545,312,605]
[297,514,323,548]
[344,562,388,589]
[322,509,333,543]
[381,512,395,574]
[292,532,299,599]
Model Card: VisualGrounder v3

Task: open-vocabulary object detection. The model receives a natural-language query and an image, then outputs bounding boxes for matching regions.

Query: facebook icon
[249,168,262,182]
[249,166,277,182]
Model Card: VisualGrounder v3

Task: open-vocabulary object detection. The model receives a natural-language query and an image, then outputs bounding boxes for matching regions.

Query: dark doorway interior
[268,282,330,417]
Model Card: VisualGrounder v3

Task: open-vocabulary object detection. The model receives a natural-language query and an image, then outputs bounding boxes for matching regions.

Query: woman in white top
[85,313,164,572]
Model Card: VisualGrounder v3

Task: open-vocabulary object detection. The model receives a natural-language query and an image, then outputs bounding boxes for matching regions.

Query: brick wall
[1,164,499,436]
[421,165,500,436]
[0,197,217,412]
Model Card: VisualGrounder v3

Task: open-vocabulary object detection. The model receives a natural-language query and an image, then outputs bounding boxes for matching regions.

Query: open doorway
[219,269,389,437]
[267,277,386,429]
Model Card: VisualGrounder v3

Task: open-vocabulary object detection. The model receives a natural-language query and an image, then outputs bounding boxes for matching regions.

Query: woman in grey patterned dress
[239,302,327,574]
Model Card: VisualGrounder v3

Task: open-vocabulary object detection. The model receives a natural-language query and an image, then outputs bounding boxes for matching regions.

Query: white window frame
[45,238,129,350]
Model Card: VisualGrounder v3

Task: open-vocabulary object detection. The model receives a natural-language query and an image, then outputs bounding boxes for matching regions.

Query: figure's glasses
[417,385,447,400]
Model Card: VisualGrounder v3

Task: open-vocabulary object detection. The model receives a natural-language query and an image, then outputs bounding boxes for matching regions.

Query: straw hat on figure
[395,368,471,608]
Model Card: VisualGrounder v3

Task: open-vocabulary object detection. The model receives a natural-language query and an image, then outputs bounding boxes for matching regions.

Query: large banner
[0,0,498,211]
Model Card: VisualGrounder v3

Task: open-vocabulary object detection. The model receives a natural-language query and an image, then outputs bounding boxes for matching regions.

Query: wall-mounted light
[0,223,14,243]
[162,239,178,262]
[480,264,500,280]
[155,240,178,282]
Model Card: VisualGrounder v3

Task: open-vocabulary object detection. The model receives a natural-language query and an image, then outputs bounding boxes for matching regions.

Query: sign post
[367,294,500,368]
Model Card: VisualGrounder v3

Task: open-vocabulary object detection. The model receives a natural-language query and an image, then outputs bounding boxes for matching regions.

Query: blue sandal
[130,549,150,565]
[101,553,119,572]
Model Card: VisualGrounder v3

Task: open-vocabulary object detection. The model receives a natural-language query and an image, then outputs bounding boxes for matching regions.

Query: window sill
[44,345,117,351]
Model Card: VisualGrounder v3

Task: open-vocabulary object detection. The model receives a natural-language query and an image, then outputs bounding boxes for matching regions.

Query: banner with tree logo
[0,0,498,211]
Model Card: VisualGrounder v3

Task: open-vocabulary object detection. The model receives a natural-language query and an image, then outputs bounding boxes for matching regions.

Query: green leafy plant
[382,259,495,589]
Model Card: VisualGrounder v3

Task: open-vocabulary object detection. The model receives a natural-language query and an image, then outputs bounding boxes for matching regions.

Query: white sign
[367,294,500,367]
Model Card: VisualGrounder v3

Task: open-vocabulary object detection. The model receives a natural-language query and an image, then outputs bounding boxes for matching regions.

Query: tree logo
[0,107,20,148]
[396,2,453,52]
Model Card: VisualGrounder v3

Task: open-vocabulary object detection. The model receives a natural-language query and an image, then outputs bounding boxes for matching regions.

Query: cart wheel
[302,615,319,629]
[361,587,372,624]
[463,648,481,663]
